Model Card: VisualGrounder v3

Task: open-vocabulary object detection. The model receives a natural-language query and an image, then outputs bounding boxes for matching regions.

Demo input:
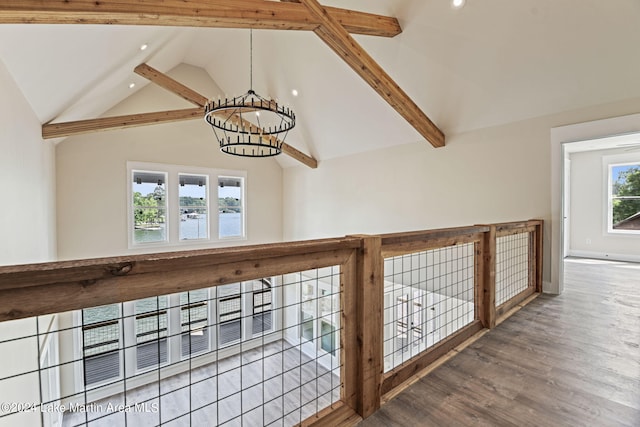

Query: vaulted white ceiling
[1,0,639,167]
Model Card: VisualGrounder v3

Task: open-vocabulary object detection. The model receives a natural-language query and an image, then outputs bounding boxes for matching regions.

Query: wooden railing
[0,220,543,427]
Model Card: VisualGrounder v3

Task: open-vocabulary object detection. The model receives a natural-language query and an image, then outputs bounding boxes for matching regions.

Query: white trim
[567,249,640,263]
[551,112,640,295]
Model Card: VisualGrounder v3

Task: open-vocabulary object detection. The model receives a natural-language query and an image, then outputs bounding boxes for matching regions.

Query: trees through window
[610,163,640,232]
[128,163,245,246]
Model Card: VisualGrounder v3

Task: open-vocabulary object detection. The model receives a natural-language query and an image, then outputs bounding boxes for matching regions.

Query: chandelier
[204,30,296,157]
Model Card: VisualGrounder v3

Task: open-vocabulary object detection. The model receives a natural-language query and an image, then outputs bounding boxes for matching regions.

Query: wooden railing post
[349,234,383,418]
[531,219,544,293]
[480,225,497,329]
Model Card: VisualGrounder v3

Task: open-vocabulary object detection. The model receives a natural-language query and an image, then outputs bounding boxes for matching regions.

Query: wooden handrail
[380,225,490,245]
[0,237,361,322]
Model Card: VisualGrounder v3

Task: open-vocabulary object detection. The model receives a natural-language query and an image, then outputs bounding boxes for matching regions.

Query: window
[300,283,315,342]
[132,171,167,244]
[218,176,244,238]
[609,162,640,232]
[252,279,273,335]
[181,289,210,356]
[135,296,168,370]
[218,283,242,346]
[128,163,246,247]
[82,304,121,386]
[320,320,336,356]
[297,273,340,361]
[78,279,275,393]
[179,174,209,240]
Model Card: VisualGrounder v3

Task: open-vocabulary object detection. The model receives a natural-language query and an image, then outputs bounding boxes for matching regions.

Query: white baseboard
[567,250,640,263]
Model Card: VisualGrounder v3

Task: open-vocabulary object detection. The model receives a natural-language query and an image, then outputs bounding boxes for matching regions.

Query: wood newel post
[349,234,383,418]
[481,225,497,329]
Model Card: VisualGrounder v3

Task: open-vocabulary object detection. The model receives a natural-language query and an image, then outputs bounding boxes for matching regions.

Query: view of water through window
[133,212,241,243]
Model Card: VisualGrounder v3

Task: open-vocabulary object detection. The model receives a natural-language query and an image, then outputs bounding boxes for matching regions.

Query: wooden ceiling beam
[226,112,318,168]
[299,0,445,148]
[134,64,209,107]
[42,108,204,139]
[134,63,317,168]
[0,0,401,38]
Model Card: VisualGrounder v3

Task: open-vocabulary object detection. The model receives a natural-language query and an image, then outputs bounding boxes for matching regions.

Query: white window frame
[178,173,210,241]
[294,271,341,370]
[178,289,213,360]
[216,280,275,348]
[217,175,246,240]
[73,279,279,400]
[603,153,640,235]
[126,296,171,375]
[127,162,247,249]
[74,305,124,390]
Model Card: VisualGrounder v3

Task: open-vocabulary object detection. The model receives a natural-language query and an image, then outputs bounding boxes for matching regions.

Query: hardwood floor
[62,340,340,427]
[359,258,640,427]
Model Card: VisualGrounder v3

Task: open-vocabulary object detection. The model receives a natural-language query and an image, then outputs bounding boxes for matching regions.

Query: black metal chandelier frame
[204,30,296,158]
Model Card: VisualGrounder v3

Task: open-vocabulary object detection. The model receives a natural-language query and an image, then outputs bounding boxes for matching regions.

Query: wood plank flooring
[359,258,640,427]
[62,340,340,427]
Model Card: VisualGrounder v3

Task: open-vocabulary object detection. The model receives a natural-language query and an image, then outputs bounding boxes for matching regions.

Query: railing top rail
[0,237,362,322]
[0,237,362,290]
[380,225,490,247]
[491,219,543,232]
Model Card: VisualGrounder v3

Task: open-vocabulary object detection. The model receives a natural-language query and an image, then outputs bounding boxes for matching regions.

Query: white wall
[0,59,57,427]
[284,113,551,286]
[284,97,640,292]
[0,59,56,266]
[56,64,283,260]
[568,147,640,261]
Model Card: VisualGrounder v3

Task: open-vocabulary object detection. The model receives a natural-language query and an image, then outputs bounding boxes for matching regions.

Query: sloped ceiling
[1,0,640,167]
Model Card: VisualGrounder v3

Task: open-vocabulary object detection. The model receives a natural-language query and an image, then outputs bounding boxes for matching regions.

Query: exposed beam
[299,0,445,148]
[42,108,203,139]
[134,63,318,168]
[227,112,318,169]
[134,64,209,107]
[0,0,401,38]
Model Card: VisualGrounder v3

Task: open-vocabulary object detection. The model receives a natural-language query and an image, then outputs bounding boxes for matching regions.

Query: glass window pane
[301,311,314,342]
[218,284,242,346]
[320,321,336,356]
[135,296,168,370]
[611,164,640,230]
[132,171,167,244]
[218,176,243,238]
[252,279,272,335]
[181,289,210,356]
[179,174,209,240]
[82,304,121,385]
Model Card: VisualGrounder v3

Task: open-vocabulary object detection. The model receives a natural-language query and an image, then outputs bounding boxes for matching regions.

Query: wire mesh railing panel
[0,267,343,427]
[496,232,531,306]
[382,243,475,373]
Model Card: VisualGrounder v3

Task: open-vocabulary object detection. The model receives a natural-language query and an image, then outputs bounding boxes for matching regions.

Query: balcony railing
[0,220,543,426]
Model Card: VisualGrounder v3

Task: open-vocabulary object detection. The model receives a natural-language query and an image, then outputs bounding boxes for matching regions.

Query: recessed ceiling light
[140,43,148,51]
[452,0,466,9]
[128,83,136,89]
[292,89,299,97]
